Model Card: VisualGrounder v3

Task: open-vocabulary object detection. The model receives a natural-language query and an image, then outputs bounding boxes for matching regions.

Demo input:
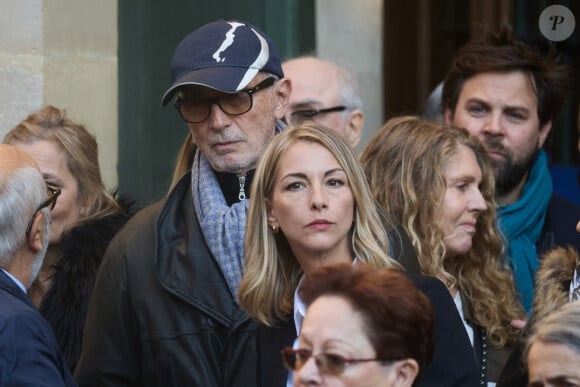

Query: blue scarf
[497,150,552,313]
[190,121,286,299]
[191,152,248,299]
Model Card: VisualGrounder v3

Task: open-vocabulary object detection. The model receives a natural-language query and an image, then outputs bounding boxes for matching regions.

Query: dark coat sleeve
[496,326,529,387]
[539,194,580,254]
[256,318,296,387]
[74,203,161,387]
[0,310,77,386]
[74,206,154,386]
[409,275,480,387]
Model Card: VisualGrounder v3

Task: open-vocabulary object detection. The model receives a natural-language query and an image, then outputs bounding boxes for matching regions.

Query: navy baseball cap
[161,19,283,106]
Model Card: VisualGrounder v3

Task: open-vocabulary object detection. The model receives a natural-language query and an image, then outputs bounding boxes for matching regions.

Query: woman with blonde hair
[239,122,479,386]
[239,123,398,323]
[4,105,134,371]
[360,116,524,385]
[168,132,195,192]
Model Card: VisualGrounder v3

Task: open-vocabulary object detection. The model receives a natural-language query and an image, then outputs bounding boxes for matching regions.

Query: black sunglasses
[25,183,61,236]
[174,77,276,124]
[288,105,348,126]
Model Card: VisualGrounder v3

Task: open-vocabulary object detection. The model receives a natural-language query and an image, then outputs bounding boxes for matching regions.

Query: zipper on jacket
[238,174,246,201]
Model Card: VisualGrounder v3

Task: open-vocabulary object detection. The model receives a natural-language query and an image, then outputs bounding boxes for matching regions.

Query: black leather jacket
[75,173,257,386]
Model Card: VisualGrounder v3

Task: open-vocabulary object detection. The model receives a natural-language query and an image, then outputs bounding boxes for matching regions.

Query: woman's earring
[271,225,279,234]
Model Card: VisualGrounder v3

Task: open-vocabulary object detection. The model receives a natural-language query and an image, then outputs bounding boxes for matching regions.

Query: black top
[215,169,255,206]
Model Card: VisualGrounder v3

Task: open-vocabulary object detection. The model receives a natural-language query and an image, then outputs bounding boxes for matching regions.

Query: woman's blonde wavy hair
[238,122,401,326]
[360,116,524,347]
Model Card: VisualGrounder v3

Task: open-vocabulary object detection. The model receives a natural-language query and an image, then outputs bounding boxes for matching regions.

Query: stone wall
[0,0,118,187]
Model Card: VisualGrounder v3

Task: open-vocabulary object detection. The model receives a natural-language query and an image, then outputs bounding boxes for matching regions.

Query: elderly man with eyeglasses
[0,144,74,386]
[283,56,364,148]
[75,19,291,386]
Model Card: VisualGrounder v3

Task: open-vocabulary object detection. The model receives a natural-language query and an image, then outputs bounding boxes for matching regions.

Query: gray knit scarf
[191,153,247,299]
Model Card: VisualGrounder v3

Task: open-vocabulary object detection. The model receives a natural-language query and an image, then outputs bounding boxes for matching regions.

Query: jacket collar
[155,172,248,327]
[0,269,34,308]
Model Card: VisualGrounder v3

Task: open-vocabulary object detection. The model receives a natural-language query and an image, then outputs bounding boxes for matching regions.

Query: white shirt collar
[293,258,358,335]
[293,275,306,335]
[453,291,474,347]
[1,269,27,294]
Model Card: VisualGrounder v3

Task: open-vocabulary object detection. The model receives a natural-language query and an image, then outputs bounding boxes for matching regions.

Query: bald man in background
[283,56,364,148]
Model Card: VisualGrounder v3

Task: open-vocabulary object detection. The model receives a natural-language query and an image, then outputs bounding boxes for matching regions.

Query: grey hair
[336,65,363,111]
[525,301,580,362]
[27,207,50,287]
[0,166,47,266]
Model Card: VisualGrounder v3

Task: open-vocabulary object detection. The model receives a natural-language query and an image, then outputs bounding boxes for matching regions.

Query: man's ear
[538,120,552,149]
[27,211,46,253]
[390,359,419,387]
[444,107,454,124]
[345,109,364,148]
[273,78,292,120]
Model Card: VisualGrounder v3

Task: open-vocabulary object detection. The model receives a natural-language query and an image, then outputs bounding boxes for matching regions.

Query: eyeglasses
[174,77,276,124]
[288,105,348,126]
[281,347,379,375]
[25,183,61,236]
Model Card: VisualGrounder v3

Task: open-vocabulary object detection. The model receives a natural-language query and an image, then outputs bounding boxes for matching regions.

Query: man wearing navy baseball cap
[75,19,291,386]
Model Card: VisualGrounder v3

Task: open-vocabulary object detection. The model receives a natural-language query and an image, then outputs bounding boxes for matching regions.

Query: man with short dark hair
[75,19,291,386]
[0,144,75,386]
[442,27,580,313]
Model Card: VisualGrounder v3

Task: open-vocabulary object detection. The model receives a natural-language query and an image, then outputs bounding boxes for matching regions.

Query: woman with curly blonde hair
[360,116,525,385]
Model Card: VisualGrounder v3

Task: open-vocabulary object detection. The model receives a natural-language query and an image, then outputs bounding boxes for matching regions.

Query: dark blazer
[257,274,479,387]
[0,270,76,386]
[538,193,580,254]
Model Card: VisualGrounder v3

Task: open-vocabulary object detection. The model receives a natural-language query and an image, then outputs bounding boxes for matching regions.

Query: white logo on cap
[236,28,269,90]
[212,21,245,63]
